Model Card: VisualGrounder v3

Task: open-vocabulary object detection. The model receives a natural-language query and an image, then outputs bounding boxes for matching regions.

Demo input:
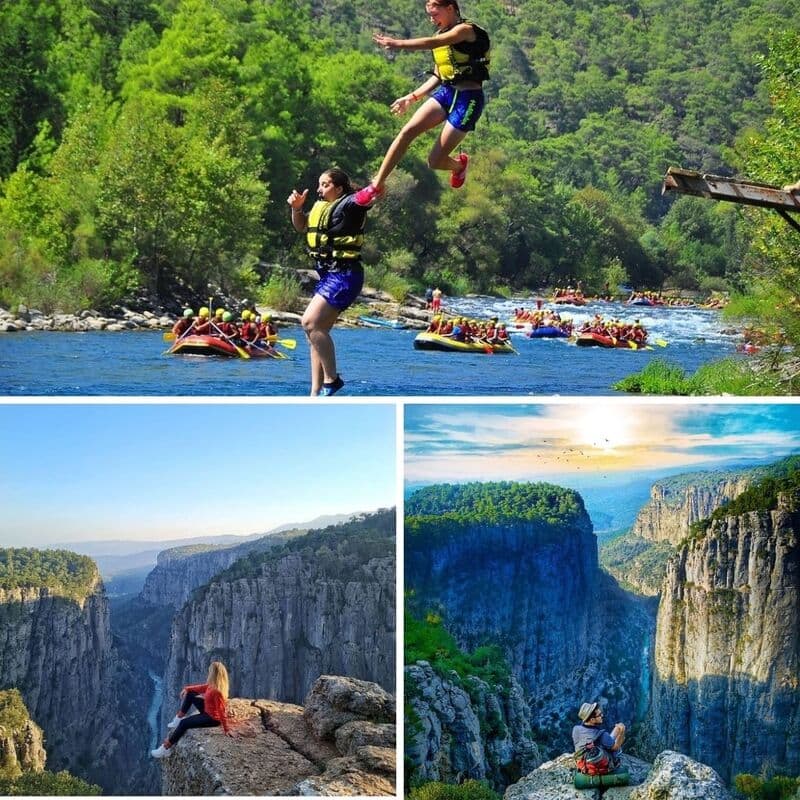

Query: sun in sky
[571,407,635,452]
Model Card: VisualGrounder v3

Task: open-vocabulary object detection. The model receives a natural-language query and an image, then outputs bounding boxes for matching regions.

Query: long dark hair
[323,168,354,195]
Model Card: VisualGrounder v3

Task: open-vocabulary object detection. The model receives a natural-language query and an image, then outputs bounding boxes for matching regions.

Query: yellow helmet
[198,307,210,318]
[241,309,250,320]
[215,308,224,317]
[263,314,272,321]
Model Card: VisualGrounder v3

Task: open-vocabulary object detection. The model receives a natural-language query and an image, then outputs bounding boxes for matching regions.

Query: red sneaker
[450,153,469,189]
[353,183,384,207]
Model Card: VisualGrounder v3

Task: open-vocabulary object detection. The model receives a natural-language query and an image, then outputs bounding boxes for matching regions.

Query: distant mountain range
[48,512,358,588]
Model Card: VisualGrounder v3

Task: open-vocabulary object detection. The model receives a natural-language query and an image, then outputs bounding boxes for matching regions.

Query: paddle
[627,340,639,350]
[654,338,668,347]
[210,321,250,360]
[273,338,297,350]
[247,340,288,360]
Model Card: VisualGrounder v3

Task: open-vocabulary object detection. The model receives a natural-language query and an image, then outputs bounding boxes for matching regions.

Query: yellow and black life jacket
[432,21,490,84]
[306,196,365,262]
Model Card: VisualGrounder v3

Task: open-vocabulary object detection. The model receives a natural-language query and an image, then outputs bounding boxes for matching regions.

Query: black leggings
[168,691,219,745]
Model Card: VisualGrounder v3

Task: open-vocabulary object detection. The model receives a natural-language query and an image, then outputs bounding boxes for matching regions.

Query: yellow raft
[413,332,515,354]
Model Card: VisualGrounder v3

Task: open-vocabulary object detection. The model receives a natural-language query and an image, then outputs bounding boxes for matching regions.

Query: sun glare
[572,408,633,452]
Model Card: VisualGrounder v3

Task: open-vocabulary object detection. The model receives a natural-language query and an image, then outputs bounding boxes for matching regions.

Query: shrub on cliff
[409,779,501,800]
[0,549,96,600]
[0,770,101,796]
[405,611,511,689]
[406,482,586,539]
[689,463,800,539]
[734,772,799,800]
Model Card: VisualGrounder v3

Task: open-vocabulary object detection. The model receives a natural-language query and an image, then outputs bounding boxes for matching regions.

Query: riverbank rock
[0,306,174,333]
[160,679,395,796]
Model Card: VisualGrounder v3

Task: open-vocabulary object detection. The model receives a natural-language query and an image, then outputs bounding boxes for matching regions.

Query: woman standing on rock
[151,661,234,758]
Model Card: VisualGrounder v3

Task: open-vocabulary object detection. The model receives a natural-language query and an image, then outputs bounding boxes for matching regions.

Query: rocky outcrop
[631,471,754,545]
[0,574,153,793]
[405,661,541,790]
[163,525,395,709]
[647,492,800,780]
[140,532,294,608]
[503,751,730,800]
[160,678,394,796]
[504,752,650,800]
[0,690,46,779]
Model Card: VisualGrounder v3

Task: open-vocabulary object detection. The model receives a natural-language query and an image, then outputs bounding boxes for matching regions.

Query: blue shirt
[572,723,615,752]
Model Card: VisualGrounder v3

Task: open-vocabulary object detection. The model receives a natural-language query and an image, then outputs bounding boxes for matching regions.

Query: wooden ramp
[662,167,800,233]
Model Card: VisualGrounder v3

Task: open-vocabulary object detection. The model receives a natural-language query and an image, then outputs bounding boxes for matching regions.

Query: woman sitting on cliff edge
[151,661,235,758]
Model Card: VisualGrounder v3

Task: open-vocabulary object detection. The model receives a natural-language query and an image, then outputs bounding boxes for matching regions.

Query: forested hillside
[1,0,798,331]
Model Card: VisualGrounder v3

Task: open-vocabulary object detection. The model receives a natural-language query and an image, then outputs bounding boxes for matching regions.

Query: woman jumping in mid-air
[354,0,490,206]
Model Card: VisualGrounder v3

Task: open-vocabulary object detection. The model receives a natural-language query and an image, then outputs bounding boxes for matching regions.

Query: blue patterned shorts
[432,85,485,132]
[314,264,364,310]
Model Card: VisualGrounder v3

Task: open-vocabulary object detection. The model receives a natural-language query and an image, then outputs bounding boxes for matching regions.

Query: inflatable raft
[358,315,406,329]
[575,333,644,349]
[168,335,284,359]
[526,325,570,339]
[413,332,515,354]
[551,295,586,306]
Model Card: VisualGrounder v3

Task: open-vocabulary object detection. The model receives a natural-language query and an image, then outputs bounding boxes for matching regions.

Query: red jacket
[185,683,230,732]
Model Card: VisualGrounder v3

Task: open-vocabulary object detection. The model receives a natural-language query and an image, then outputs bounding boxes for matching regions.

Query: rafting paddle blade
[277,338,297,350]
[628,340,638,350]
[654,338,668,347]
[163,331,176,341]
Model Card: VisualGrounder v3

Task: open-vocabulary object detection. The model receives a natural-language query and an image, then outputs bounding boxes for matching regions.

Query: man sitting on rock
[572,701,625,774]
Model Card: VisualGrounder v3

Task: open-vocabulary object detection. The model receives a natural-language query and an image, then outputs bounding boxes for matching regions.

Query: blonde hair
[207,661,229,700]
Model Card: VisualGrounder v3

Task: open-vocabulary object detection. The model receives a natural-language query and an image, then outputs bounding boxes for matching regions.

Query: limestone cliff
[631,471,754,546]
[0,566,153,793]
[0,689,46,779]
[163,512,395,710]
[406,514,597,693]
[647,491,800,780]
[405,661,541,790]
[406,488,652,754]
[140,531,297,608]
[504,750,731,800]
[160,676,394,796]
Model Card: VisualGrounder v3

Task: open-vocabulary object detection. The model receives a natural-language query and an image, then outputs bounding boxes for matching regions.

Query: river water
[146,669,164,751]
[0,298,736,396]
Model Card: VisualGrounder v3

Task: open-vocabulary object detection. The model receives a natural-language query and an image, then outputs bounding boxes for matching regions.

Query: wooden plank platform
[662,167,800,233]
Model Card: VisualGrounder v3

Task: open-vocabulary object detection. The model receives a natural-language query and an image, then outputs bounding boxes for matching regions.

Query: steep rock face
[648,493,800,780]
[0,690,46,778]
[0,577,153,792]
[140,533,290,608]
[405,660,541,790]
[160,678,394,796]
[503,751,730,800]
[631,473,753,546]
[164,551,395,709]
[406,519,597,692]
[406,514,652,754]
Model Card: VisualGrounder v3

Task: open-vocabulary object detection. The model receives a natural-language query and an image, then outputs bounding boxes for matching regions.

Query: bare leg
[427,121,469,172]
[372,100,447,189]
[301,294,342,396]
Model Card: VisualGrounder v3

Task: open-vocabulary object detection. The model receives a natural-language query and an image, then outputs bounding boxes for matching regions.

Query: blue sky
[0,403,397,545]
[405,402,800,486]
